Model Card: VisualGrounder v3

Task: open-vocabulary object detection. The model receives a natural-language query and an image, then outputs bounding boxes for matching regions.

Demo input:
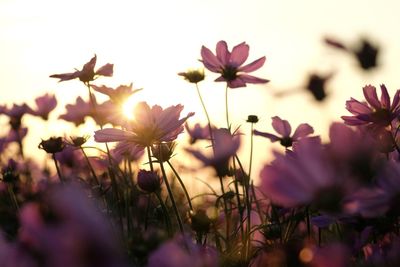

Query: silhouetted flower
[342,84,400,127]
[137,170,161,193]
[94,101,194,147]
[306,73,332,101]
[185,123,211,144]
[29,93,57,120]
[254,116,314,148]
[186,128,240,176]
[50,55,113,83]
[178,69,205,84]
[59,96,91,126]
[201,40,269,88]
[38,137,65,154]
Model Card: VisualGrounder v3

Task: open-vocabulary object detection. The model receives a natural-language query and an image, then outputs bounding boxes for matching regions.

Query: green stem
[225,84,230,130]
[155,192,173,236]
[248,123,254,178]
[147,146,154,172]
[195,83,215,153]
[167,160,193,211]
[80,146,100,186]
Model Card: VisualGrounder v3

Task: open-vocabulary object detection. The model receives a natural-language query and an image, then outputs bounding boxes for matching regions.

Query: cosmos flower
[50,55,113,83]
[185,123,211,144]
[91,83,142,106]
[110,141,144,163]
[200,40,269,88]
[254,116,314,148]
[186,128,240,176]
[29,93,57,120]
[341,84,400,127]
[94,101,194,147]
[59,96,92,126]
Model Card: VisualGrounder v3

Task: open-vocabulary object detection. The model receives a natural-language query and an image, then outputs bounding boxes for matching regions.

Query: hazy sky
[1,0,400,176]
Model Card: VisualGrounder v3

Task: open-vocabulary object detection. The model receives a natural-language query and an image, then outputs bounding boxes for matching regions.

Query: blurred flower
[147,235,218,267]
[0,103,32,130]
[185,123,211,144]
[59,96,91,126]
[254,116,314,148]
[259,138,345,211]
[94,101,194,147]
[39,137,65,154]
[342,84,400,127]
[178,69,205,84]
[91,83,142,106]
[68,135,90,147]
[201,40,269,88]
[137,170,161,193]
[325,37,379,70]
[110,141,144,163]
[29,93,57,120]
[50,54,113,83]
[186,128,240,176]
[305,73,333,102]
[151,141,176,162]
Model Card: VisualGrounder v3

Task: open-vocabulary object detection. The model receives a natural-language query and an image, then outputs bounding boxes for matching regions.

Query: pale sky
[1,0,400,178]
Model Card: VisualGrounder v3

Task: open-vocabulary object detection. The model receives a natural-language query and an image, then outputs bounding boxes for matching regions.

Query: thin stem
[147,146,154,172]
[248,123,255,178]
[167,160,193,211]
[80,146,100,186]
[225,84,230,130]
[159,160,185,235]
[195,83,215,152]
[155,192,173,236]
[52,153,64,183]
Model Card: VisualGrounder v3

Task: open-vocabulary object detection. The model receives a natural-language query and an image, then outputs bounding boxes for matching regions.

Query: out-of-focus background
[1,0,400,180]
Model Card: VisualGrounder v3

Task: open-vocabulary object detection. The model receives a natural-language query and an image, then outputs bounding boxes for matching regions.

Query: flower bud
[38,137,65,154]
[178,69,205,84]
[190,209,212,234]
[151,142,176,162]
[137,170,161,193]
[246,115,259,123]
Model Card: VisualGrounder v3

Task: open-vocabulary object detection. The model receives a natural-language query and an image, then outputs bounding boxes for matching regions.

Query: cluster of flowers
[0,40,399,267]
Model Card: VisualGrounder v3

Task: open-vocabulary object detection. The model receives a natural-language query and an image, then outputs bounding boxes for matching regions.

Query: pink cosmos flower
[254,116,314,148]
[185,123,211,144]
[110,141,145,163]
[186,128,240,176]
[91,83,142,105]
[50,55,113,83]
[201,40,269,88]
[59,96,92,126]
[341,84,400,127]
[29,93,57,120]
[94,101,194,147]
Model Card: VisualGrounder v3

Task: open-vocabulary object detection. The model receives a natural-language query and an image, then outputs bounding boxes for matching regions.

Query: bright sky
[1,0,400,179]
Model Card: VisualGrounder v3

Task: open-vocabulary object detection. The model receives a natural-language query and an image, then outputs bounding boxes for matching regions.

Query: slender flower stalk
[167,160,193,211]
[195,83,215,152]
[225,84,230,130]
[52,153,64,183]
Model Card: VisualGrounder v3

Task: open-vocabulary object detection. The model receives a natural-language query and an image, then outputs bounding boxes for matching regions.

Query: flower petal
[271,116,291,137]
[253,130,280,142]
[292,123,314,140]
[237,74,269,84]
[341,116,368,125]
[379,84,390,109]
[345,98,372,115]
[216,41,230,65]
[363,85,381,109]
[229,42,249,67]
[94,128,135,143]
[96,63,114,77]
[200,45,222,72]
[239,56,266,73]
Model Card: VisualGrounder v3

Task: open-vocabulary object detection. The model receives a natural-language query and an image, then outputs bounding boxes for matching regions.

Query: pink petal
[237,74,269,84]
[239,56,266,73]
[391,90,400,111]
[345,98,372,115]
[363,85,381,109]
[96,63,114,77]
[271,116,291,137]
[94,128,134,143]
[200,45,222,72]
[49,72,80,82]
[341,116,367,125]
[216,41,230,65]
[253,130,280,142]
[227,79,247,88]
[292,123,314,140]
[229,42,249,67]
[379,84,390,109]
[91,85,112,96]
[82,55,97,73]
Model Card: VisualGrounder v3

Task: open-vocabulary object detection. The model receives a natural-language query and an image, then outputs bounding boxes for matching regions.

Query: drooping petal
[239,56,266,73]
[200,45,222,72]
[253,130,280,142]
[237,74,269,84]
[271,116,292,137]
[91,85,113,96]
[216,41,230,65]
[227,78,247,88]
[96,63,114,77]
[362,85,381,109]
[94,128,135,143]
[341,116,368,125]
[229,42,249,67]
[292,123,314,140]
[81,55,97,73]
